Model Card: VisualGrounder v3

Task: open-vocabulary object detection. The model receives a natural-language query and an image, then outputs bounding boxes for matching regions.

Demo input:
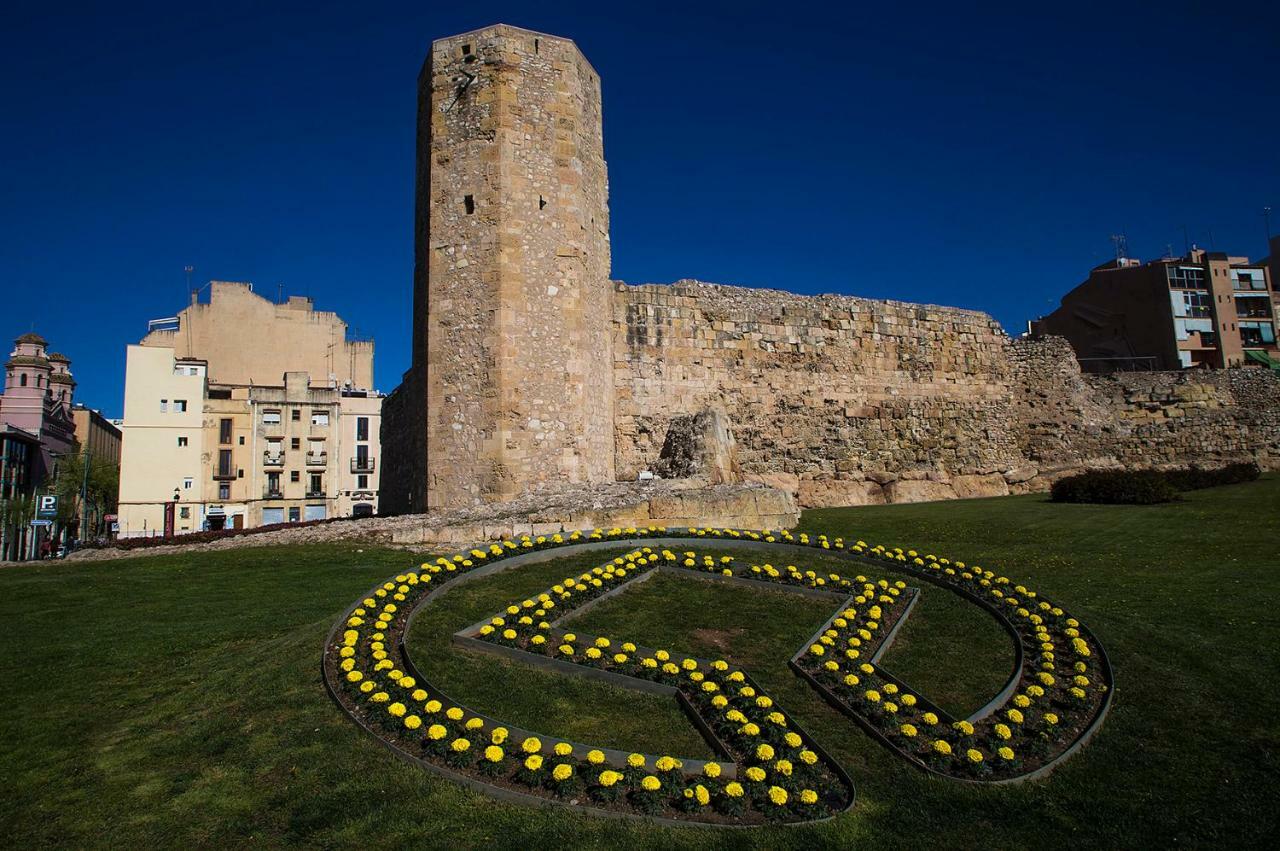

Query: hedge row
[1050,463,1261,505]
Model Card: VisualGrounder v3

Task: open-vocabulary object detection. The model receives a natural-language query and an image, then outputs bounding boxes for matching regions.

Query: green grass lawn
[2,478,1279,847]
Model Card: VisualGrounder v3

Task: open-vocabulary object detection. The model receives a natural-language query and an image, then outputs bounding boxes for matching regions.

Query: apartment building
[117,282,382,538]
[1033,248,1279,371]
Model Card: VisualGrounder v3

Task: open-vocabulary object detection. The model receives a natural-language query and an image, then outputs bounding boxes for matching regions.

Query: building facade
[0,333,83,558]
[118,286,382,538]
[1032,249,1278,371]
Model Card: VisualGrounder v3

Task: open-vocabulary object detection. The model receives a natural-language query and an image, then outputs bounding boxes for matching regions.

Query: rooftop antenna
[278,282,284,304]
[1110,233,1128,262]
[1265,206,1273,246]
[184,265,194,301]
[1166,243,1174,260]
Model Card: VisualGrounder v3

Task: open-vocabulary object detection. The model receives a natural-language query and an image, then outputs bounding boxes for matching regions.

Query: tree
[52,450,119,539]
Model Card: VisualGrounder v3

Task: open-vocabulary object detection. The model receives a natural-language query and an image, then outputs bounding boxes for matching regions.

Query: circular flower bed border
[322,527,1112,825]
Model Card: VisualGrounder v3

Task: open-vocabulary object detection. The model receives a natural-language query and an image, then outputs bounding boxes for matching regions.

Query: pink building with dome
[1,332,80,559]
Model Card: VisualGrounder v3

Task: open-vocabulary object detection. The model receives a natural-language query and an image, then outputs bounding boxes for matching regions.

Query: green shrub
[1051,463,1261,505]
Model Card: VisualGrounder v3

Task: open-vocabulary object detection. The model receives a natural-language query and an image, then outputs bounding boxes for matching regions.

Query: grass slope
[1,478,1277,848]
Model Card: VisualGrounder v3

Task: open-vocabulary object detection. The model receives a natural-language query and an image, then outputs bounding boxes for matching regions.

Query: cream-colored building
[338,389,382,517]
[118,283,382,537]
[117,346,208,537]
[141,280,374,389]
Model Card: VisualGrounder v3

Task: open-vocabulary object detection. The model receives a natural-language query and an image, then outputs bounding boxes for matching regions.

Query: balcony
[305,490,326,499]
[1236,308,1273,319]
[351,457,376,473]
[305,452,328,467]
[263,486,283,499]
[263,451,285,467]
[212,467,237,481]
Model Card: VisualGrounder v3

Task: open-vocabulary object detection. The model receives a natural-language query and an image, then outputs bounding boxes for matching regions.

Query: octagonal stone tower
[391,25,615,510]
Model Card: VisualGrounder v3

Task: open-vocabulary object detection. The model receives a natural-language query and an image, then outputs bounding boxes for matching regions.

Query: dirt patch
[692,627,746,652]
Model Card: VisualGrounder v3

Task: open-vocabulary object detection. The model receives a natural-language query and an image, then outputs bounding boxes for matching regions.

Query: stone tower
[388,24,615,511]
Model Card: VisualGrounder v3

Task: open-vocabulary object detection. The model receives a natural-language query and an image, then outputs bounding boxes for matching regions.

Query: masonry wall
[413,25,614,511]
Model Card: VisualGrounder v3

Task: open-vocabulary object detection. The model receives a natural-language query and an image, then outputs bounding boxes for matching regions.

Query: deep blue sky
[4,1,1277,418]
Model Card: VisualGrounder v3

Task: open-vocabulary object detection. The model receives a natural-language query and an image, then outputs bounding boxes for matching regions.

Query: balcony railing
[305,490,326,498]
[305,452,328,467]
[263,486,283,499]
[263,451,285,466]
[1237,309,1273,319]
[212,468,237,481]
[351,457,376,473]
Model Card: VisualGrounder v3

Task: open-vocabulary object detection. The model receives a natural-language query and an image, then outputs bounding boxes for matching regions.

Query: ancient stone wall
[381,25,1280,517]
[613,280,1027,505]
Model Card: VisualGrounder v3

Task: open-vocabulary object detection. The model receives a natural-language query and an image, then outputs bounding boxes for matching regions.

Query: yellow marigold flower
[655,755,678,772]
[800,789,818,804]
[521,737,542,754]
[359,681,375,693]
[859,663,875,674]
[411,689,428,702]
[694,784,710,806]
[502,628,517,640]
[745,767,766,782]
[451,738,470,753]
[466,717,484,731]
[388,702,406,718]
[901,694,917,707]
[427,724,447,741]
[524,754,543,771]
[655,650,670,661]
[627,753,646,768]
[681,658,697,671]
[994,724,1012,740]
[641,775,661,792]
[900,724,918,738]
[799,749,818,765]
[552,764,573,782]
[598,769,622,787]
[775,759,793,776]
[933,740,952,756]
[998,747,1015,761]
[371,692,389,704]
[725,782,744,798]
[586,749,605,765]
[484,745,503,763]
[558,644,574,656]
[551,742,572,757]
[966,748,984,764]
[614,653,629,664]
[784,732,803,748]
[345,670,363,683]
[767,786,788,806]
[1013,694,1031,708]
[585,647,602,659]
[702,761,722,778]
[1007,709,1024,724]
[446,707,464,721]
[843,673,860,687]
[404,715,422,730]
[531,635,546,645]
[865,690,882,703]
[740,722,760,737]
[1044,712,1059,725]
[756,743,775,761]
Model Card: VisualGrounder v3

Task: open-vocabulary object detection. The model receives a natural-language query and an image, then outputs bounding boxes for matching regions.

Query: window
[19,374,26,387]
[291,437,301,450]
[183,477,193,490]
[262,410,281,425]
[219,418,232,444]
[1181,291,1212,318]
[160,399,168,412]
[311,410,330,426]
[290,471,300,482]
[267,472,281,494]
[309,474,323,495]
[292,409,301,422]
[356,416,369,441]
[357,474,369,489]
[177,436,188,447]
[174,399,188,413]
[239,435,245,445]
[217,449,233,478]
[288,507,301,523]
[179,507,190,519]
[218,483,230,500]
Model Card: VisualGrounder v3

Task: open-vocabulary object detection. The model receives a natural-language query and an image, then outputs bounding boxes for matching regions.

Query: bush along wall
[1050,463,1260,505]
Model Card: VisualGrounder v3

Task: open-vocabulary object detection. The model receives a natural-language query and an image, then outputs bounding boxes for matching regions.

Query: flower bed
[323,525,1112,825]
